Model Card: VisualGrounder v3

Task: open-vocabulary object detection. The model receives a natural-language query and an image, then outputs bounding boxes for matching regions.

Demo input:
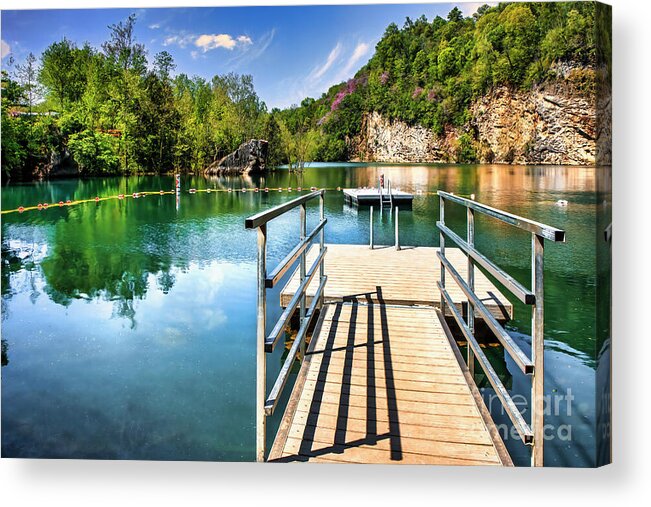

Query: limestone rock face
[353,65,610,166]
[355,111,451,163]
[205,139,269,175]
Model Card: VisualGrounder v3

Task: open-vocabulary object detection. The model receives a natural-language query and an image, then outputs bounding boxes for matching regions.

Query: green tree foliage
[1,3,607,179]
[284,2,601,161]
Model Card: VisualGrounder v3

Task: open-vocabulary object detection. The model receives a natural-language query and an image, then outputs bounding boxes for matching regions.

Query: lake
[1,163,609,466]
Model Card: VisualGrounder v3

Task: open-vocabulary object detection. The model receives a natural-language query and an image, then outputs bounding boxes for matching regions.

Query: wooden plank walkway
[281,244,513,321]
[268,302,512,465]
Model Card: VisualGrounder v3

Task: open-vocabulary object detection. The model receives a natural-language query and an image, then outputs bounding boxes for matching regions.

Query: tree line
[1,3,609,179]
[1,14,290,180]
[277,1,608,163]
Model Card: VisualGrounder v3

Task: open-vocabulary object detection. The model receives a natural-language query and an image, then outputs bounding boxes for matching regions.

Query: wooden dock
[268,302,512,464]
[247,190,565,466]
[280,244,513,321]
[268,243,514,464]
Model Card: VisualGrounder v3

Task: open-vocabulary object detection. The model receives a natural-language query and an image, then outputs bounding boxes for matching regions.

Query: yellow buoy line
[1,186,459,216]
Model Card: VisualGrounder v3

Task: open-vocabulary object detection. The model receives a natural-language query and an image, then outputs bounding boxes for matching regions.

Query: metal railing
[369,204,401,250]
[245,190,327,462]
[437,190,565,467]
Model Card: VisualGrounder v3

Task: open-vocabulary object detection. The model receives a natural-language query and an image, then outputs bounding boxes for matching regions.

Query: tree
[447,7,463,23]
[15,53,42,115]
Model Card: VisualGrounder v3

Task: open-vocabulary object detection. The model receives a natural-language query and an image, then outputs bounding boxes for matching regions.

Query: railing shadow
[278,286,403,462]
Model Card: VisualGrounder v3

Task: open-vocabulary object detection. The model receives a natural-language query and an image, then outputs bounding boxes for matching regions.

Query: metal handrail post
[256,223,267,462]
[319,191,326,309]
[395,206,400,250]
[531,233,545,466]
[369,206,374,249]
[439,197,446,314]
[467,207,475,376]
[299,203,307,358]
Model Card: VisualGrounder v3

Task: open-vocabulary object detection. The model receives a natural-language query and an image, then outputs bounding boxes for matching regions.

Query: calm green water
[1,163,609,466]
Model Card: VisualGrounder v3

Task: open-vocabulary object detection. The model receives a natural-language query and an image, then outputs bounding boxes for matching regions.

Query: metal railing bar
[438,282,534,444]
[437,251,534,374]
[265,246,328,353]
[266,218,327,289]
[437,221,535,305]
[438,191,565,242]
[245,190,323,229]
[265,275,327,416]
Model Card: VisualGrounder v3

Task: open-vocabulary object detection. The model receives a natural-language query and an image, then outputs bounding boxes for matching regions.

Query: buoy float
[228,188,232,193]
[66,200,71,205]
[288,187,292,192]
[264,187,269,192]
[132,192,138,198]
[160,190,165,194]
[310,186,317,191]
[58,201,64,206]
[118,194,125,199]
[95,197,100,202]
[297,187,302,192]
[242,188,247,193]
[18,206,24,213]
[254,188,259,193]
[336,187,341,191]
[43,203,49,208]
[556,199,568,207]
[278,188,282,192]
[206,188,211,193]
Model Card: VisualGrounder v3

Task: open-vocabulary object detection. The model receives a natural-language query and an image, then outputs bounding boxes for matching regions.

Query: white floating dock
[343,188,413,206]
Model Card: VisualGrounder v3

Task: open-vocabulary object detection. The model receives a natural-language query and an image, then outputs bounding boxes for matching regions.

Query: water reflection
[1,164,604,465]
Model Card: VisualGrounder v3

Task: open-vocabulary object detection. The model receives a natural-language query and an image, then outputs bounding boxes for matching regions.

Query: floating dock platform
[343,188,414,207]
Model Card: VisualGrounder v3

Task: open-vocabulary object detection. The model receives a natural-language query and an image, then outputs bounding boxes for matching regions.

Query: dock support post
[299,203,307,359]
[531,233,545,467]
[439,197,446,314]
[467,207,475,376]
[369,206,374,249]
[395,206,400,250]
[256,223,267,462]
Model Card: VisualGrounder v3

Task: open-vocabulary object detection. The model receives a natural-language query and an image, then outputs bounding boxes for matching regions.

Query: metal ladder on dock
[377,176,394,210]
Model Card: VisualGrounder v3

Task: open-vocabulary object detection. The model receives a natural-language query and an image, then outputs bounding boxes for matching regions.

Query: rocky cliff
[353,65,610,166]
[205,139,269,176]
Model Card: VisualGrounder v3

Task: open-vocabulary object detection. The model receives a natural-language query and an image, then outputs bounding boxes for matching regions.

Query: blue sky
[1,3,489,109]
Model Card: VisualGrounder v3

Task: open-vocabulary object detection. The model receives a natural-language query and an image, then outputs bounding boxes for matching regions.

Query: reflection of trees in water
[1,339,8,366]
[2,239,42,322]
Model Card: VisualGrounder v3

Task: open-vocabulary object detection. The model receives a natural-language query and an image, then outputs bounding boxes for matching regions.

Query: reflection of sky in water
[1,165,609,465]
[2,261,259,460]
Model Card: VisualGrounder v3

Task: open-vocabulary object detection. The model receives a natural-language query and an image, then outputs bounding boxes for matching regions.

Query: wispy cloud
[275,40,371,109]
[0,39,10,60]
[195,33,253,52]
[337,42,370,80]
[310,43,342,81]
[226,29,276,68]
[162,33,195,49]
[148,23,161,30]
[458,2,498,17]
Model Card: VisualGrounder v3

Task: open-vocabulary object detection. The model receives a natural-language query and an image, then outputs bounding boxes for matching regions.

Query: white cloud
[338,42,370,79]
[226,29,275,68]
[310,43,342,81]
[163,33,194,48]
[273,40,372,109]
[1,39,11,60]
[194,33,252,52]
[148,23,161,30]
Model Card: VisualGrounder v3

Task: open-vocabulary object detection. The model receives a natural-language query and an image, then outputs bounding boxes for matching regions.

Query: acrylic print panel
[0,1,612,467]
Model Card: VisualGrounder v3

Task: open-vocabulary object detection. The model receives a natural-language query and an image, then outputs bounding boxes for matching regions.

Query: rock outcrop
[205,139,269,176]
[352,65,610,166]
